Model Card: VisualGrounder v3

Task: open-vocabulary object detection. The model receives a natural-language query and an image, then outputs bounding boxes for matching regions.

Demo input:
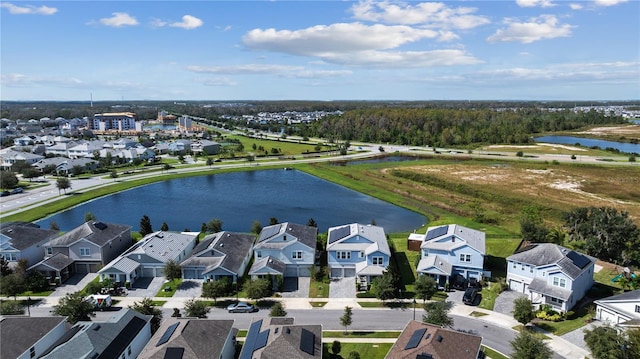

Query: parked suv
[463,287,479,305]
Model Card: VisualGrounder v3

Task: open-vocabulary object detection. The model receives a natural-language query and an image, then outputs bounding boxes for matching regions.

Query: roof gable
[49,221,130,248]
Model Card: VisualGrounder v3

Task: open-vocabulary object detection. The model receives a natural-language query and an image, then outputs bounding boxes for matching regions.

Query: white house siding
[16,321,67,359]
[596,306,632,324]
[127,321,152,359]
[220,330,236,359]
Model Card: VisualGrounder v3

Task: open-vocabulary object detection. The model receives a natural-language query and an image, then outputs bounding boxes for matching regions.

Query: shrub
[0,301,24,315]
[356,292,376,298]
[564,310,575,320]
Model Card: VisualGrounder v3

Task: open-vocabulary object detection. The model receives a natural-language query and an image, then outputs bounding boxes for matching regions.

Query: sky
[1,0,639,101]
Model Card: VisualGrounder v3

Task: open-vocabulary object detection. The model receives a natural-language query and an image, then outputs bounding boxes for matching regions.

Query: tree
[269,301,287,317]
[511,330,553,359]
[422,301,453,327]
[520,205,549,243]
[627,328,640,359]
[0,170,18,189]
[56,177,71,195]
[161,222,169,231]
[21,167,40,182]
[307,218,317,227]
[244,278,271,300]
[163,163,171,172]
[331,340,342,357]
[130,297,163,334]
[269,217,279,225]
[84,212,96,222]
[348,351,361,359]
[110,170,118,181]
[0,256,12,276]
[206,157,214,167]
[49,221,60,231]
[340,306,353,334]
[516,151,524,157]
[24,271,49,292]
[53,291,95,324]
[202,277,230,303]
[372,271,396,300]
[251,220,263,234]
[545,227,565,244]
[513,297,535,325]
[140,214,153,236]
[414,275,438,302]
[584,325,625,359]
[163,259,182,281]
[206,218,223,233]
[565,206,640,264]
[184,298,210,318]
[0,273,25,298]
[72,165,84,176]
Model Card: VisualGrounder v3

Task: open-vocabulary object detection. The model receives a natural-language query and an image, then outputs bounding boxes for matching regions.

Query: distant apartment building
[91,112,141,131]
[178,116,192,130]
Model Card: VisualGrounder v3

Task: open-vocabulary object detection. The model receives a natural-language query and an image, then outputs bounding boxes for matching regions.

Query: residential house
[249,222,317,278]
[13,135,35,146]
[0,149,44,170]
[507,243,595,312]
[138,318,237,359]
[99,231,197,284]
[53,158,99,175]
[39,221,132,275]
[181,231,254,283]
[40,309,152,359]
[167,139,191,154]
[191,139,221,155]
[45,141,77,157]
[28,252,75,284]
[238,317,322,359]
[67,141,106,159]
[384,320,483,359]
[595,290,640,327]
[326,223,390,289]
[0,317,68,359]
[0,221,58,268]
[415,224,486,287]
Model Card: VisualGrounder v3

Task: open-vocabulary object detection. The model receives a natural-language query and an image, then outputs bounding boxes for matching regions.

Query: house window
[4,252,17,261]
[635,305,640,313]
[459,254,471,263]
[256,251,262,259]
[552,277,566,288]
[337,251,351,260]
[372,257,383,265]
[30,347,35,358]
[512,262,516,268]
[46,247,53,255]
[292,251,303,260]
[359,251,364,258]
[550,297,564,305]
[127,346,132,356]
[521,264,525,270]
[80,247,91,256]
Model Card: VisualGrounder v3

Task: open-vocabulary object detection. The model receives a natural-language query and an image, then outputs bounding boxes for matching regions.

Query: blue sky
[1,0,638,101]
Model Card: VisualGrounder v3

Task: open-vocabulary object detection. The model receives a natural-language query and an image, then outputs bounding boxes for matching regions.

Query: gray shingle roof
[326,223,390,255]
[528,277,572,301]
[0,222,58,250]
[30,252,74,271]
[0,317,67,359]
[240,317,322,359]
[101,256,140,274]
[49,221,131,248]
[182,231,255,275]
[249,256,286,275]
[256,222,318,250]
[420,224,485,255]
[137,231,196,263]
[138,318,235,359]
[417,255,453,276]
[507,243,595,279]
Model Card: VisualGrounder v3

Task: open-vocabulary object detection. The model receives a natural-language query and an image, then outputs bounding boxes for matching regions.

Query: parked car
[10,187,23,194]
[451,274,468,290]
[463,287,479,305]
[226,301,256,313]
[468,277,482,289]
[0,191,10,197]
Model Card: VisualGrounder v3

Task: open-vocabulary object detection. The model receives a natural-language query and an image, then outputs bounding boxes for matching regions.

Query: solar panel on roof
[328,225,351,244]
[97,316,147,359]
[425,226,448,241]
[255,329,270,350]
[300,328,315,356]
[93,222,107,230]
[404,328,427,350]
[157,322,180,347]
[567,251,591,269]
[259,224,281,242]
[164,347,184,359]
[240,320,264,359]
[417,354,433,359]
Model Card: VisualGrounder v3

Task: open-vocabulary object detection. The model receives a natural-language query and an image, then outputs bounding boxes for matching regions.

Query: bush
[0,300,24,315]
[564,310,575,320]
[356,292,376,298]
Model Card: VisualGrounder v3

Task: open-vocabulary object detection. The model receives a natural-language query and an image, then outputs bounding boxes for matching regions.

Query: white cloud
[516,0,555,8]
[0,2,57,15]
[99,12,138,27]
[593,0,628,6]
[187,64,352,79]
[150,18,168,28]
[1,73,83,87]
[170,15,203,30]
[350,0,489,29]
[200,77,238,86]
[321,49,481,67]
[487,15,573,43]
[243,22,437,55]
[569,3,583,10]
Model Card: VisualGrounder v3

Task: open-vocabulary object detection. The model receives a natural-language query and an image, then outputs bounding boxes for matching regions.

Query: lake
[534,135,640,154]
[38,169,427,233]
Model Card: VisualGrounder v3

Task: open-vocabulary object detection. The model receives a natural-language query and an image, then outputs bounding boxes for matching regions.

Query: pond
[38,169,427,233]
[534,135,640,154]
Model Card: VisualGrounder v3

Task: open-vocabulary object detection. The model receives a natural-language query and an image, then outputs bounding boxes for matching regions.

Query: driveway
[173,280,203,298]
[561,321,602,350]
[51,273,98,297]
[493,290,527,316]
[127,277,165,298]
[278,277,310,298]
[329,277,356,298]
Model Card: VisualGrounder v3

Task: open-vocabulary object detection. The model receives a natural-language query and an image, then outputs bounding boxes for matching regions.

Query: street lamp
[27,296,31,316]
[413,299,417,321]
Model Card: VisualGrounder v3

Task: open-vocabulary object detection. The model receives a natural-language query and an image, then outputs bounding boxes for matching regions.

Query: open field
[480,143,615,157]
[573,124,640,142]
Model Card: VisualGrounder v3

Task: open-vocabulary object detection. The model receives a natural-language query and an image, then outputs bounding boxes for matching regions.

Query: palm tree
[545,227,565,244]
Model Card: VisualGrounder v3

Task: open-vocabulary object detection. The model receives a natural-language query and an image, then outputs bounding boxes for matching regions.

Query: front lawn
[534,306,595,336]
[309,271,330,298]
[19,289,54,297]
[310,301,327,307]
[323,342,393,359]
[478,280,504,311]
[482,346,509,359]
[155,279,183,297]
[323,331,400,339]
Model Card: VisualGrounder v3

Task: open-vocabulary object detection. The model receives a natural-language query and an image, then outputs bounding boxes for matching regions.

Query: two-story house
[507,243,595,312]
[249,222,318,278]
[0,222,58,268]
[327,223,390,289]
[594,290,640,327]
[99,231,197,285]
[415,224,486,287]
[180,231,255,283]
[39,221,132,275]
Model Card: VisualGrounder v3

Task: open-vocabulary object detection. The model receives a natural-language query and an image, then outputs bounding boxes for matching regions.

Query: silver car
[226,301,256,313]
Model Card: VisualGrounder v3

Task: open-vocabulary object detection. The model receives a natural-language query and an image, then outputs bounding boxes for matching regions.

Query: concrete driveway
[174,280,203,298]
[493,290,527,316]
[329,277,356,298]
[127,277,165,298]
[51,273,98,297]
[278,277,310,298]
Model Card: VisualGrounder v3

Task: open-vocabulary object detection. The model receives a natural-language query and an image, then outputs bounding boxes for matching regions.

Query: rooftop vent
[436,335,443,342]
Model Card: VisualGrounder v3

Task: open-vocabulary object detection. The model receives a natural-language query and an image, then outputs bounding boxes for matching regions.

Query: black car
[463,287,479,305]
[10,187,23,194]
[451,274,468,290]
[0,191,10,197]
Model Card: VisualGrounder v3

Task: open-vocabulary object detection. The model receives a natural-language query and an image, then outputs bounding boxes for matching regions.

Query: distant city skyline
[1,0,638,101]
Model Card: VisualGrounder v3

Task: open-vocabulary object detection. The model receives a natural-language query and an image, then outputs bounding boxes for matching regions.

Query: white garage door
[509,279,523,292]
[330,268,342,278]
[344,268,356,277]
[142,267,156,277]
